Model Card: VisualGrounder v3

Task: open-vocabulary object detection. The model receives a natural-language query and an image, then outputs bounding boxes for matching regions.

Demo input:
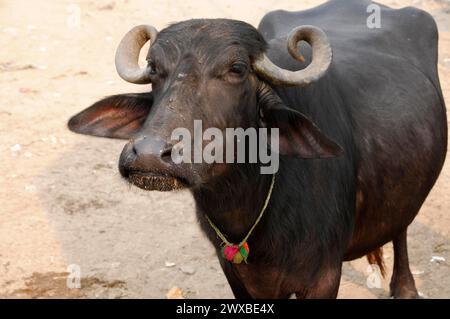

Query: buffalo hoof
[390,275,420,299]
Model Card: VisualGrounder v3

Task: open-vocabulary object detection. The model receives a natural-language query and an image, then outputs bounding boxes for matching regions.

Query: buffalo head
[68,19,342,191]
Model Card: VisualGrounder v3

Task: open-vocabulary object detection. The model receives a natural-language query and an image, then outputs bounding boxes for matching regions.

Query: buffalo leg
[390,229,419,298]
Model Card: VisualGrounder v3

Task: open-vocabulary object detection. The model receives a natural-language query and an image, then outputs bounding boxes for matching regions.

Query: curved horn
[115,25,158,84]
[253,25,332,87]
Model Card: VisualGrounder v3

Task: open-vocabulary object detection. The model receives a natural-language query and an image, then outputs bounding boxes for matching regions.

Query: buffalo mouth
[128,171,187,192]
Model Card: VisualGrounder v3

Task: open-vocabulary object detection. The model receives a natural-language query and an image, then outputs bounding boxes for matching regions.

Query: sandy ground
[0,0,449,299]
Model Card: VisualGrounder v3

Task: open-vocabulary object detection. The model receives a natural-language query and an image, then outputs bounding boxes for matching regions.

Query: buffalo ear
[258,88,343,158]
[68,93,153,139]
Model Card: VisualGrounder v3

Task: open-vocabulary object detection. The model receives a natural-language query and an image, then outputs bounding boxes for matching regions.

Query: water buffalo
[68,0,447,298]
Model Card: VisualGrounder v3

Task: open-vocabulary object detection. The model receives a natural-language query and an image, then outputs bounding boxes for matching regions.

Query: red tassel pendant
[221,242,250,264]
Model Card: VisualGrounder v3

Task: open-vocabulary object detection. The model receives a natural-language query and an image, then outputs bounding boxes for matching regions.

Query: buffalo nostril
[160,146,173,163]
[132,135,147,155]
[132,136,146,155]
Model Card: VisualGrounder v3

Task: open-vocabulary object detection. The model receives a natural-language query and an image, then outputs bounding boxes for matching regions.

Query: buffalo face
[68,19,342,192]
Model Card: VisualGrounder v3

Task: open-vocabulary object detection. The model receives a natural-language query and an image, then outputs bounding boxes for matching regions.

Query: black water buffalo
[68,0,447,298]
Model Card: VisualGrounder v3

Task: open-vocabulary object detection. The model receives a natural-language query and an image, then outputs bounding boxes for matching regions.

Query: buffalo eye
[229,62,247,77]
[147,61,157,75]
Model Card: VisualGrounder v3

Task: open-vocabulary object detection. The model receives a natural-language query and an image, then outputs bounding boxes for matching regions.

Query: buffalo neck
[192,165,274,245]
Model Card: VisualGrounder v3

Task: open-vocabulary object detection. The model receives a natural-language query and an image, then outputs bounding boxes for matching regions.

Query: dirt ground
[0,0,449,299]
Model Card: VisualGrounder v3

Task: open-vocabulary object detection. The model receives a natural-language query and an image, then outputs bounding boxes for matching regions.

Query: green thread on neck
[205,174,276,247]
